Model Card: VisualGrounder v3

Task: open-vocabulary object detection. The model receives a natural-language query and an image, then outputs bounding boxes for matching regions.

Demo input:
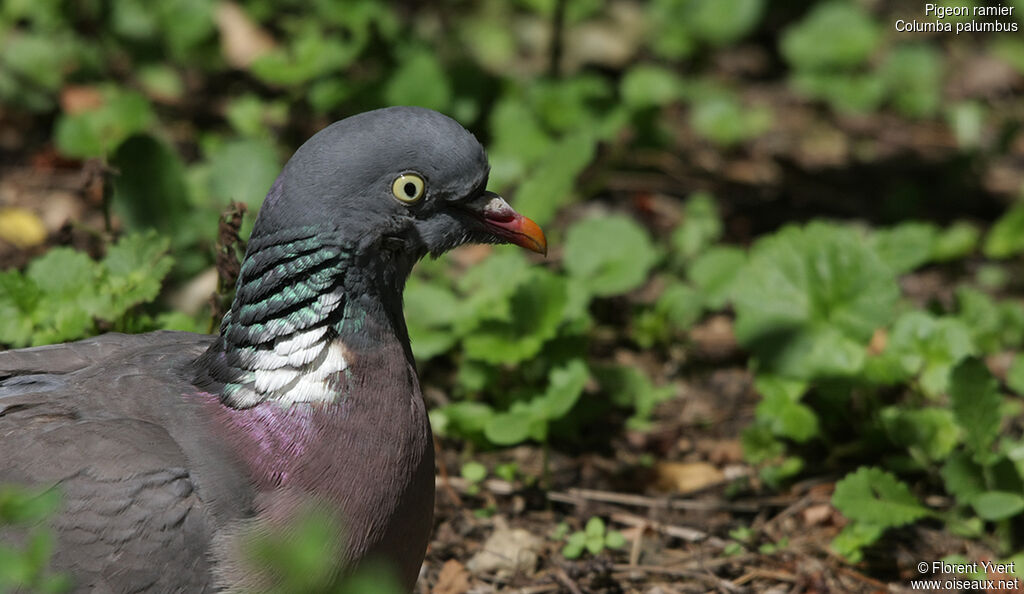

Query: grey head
[254,106,545,260]
[196,107,545,408]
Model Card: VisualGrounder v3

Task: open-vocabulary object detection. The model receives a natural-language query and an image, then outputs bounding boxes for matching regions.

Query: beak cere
[468,192,548,255]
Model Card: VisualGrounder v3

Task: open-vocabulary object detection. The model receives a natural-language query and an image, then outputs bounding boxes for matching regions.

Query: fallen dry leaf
[216,1,277,69]
[60,85,104,115]
[432,559,470,594]
[653,461,724,494]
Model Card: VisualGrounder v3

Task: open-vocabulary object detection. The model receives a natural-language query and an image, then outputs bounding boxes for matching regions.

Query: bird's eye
[391,173,425,204]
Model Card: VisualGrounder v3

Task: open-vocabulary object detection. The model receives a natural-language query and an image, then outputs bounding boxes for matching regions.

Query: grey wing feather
[0,331,254,593]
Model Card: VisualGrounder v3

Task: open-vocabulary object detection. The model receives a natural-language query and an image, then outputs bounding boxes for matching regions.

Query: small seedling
[561,517,626,559]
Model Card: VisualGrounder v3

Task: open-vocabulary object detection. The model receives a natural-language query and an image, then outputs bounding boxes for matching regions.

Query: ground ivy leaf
[404,279,460,361]
[671,192,723,261]
[564,215,659,298]
[941,451,986,503]
[539,359,589,419]
[511,129,596,227]
[880,406,960,462]
[832,466,929,527]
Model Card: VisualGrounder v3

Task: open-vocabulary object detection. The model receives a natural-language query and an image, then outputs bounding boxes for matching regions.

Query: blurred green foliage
[3,0,1024,578]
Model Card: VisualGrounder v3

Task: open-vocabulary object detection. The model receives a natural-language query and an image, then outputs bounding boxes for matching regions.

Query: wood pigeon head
[254,106,546,260]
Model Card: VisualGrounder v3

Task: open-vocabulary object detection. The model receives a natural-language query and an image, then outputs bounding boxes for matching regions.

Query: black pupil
[404,182,417,197]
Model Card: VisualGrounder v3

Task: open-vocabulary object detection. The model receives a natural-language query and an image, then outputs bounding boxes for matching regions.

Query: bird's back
[0,331,255,593]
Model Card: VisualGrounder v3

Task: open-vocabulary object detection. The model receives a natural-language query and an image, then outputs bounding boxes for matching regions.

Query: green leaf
[462,268,569,364]
[460,462,487,483]
[956,286,1024,353]
[487,97,554,191]
[100,232,174,318]
[620,65,685,109]
[732,222,898,379]
[484,408,540,445]
[1008,355,1024,396]
[671,192,722,261]
[404,279,460,361]
[755,378,819,443]
[688,246,745,309]
[780,1,880,71]
[941,452,986,503]
[972,491,1024,521]
[585,516,605,538]
[538,359,589,419]
[656,282,704,330]
[984,204,1024,258]
[870,222,938,274]
[605,530,626,549]
[249,24,356,86]
[562,532,586,558]
[880,44,943,118]
[832,467,929,528]
[384,50,452,112]
[880,406,960,462]
[690,94,772,147]
[595,364,675,426]
[564,215,659,297]
[932,221,980,261]
[884,311,976,397]
[204,139,281,209]
[830,522,884,564]
[55,87,155,158]
[511,130,597,227]
[949,358,1003,460]
[111,135,191,234]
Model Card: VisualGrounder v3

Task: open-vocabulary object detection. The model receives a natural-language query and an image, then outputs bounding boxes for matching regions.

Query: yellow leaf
[0,207,47,248]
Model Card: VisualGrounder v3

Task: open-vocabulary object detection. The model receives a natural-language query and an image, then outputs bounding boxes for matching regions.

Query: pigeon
[0,106,546,592]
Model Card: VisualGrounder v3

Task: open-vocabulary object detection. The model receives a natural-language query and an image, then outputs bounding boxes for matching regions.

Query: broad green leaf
[249,24,355,86]
[754,376,817,443]
[732,222,899,379]
[205,139,280,209]
[405,279,460,361]
[972,491,1024,521]
[687,246,745,309]
[949,358,1003,460]
[884,311,975,397]
[790,71,885,114]
[870,222,938,274]
[564,215,658,297]
[384,51,452,112]
[526,75,611,134]
[462,268,568,364]
[111,135,191,234]
[832,467,929,527]
[55,87,155,158]
[429,402,494,439]
[984,205,1024,258]
[539,359,589,418]
[780,1,880,71]
[511,130,597,226]
[932,221,980,261]
[484,407,540,445]
[487,97,554,191]
[26,249,96,297]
